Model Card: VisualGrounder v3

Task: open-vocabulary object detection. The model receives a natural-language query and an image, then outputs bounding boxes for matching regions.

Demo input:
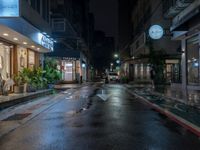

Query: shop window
[0,44,11,80]
[28,50,35,69]
[64,62,73,81]
[186,35,199,85]
[17,47,28,71]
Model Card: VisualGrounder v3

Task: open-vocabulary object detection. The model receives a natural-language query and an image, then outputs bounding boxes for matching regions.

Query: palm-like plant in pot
[13,73,24,93]
[20,68,37,92]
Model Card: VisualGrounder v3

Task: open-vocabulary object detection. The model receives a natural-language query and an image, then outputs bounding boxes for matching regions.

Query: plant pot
[27,85,36,92]
[24,83,28,93]
[48,84,54,89]
[14,85,24,93]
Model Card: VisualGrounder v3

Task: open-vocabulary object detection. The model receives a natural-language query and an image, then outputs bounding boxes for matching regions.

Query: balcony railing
[163,0,194,18]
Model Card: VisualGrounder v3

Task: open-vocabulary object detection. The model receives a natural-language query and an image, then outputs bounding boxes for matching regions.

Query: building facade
[163,0,200,102]
[127,0,180,83]
[48,0,94,82]
[0,0,54,91]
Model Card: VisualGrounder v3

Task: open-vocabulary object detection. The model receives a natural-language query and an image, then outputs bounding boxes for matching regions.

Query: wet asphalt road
[0,83,200,150]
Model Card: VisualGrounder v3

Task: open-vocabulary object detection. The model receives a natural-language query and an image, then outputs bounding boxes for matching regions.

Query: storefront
[133,63,151,81]
[0,26,53,77]
[59,58,81,82]
[165,59,181,83]
[0,1,54,95]
[170,2,200,102]
[46,43,87,83]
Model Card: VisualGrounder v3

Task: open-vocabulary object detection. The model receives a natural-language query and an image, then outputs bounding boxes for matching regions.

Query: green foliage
[44,58,61,84]
[13,74,23,86]
[19,67,47,89]
[13,57,61,91]
[147,41,166,84]
[121,75,129,83]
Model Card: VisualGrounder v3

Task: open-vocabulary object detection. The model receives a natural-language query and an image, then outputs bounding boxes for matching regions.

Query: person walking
[150,67,155,89]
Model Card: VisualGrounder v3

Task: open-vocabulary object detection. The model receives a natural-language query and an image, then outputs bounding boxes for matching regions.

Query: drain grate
[2,113,31,121]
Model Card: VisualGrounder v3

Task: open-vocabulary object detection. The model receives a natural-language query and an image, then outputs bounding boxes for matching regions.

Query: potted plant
[44,58,61,88]
[13,74,24,93]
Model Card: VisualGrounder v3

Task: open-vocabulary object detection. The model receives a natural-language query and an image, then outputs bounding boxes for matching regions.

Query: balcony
[163,0,194,18]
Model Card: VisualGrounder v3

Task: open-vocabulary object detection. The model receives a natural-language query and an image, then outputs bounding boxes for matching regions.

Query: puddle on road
[69,122,84,128]
[90,121,105,128]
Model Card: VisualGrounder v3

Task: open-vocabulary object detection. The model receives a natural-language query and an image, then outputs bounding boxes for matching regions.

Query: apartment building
[46,0,94,82]
[128,0,180,83]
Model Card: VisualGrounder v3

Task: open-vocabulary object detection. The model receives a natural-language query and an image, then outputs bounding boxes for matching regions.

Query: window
[0,44,11,80]
[186,35,199,85]
[28,50,35,69]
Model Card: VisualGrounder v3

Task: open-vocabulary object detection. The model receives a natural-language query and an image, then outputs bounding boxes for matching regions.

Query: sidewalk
[0,89,54,110]
[125,84,200,136]
[153,85,200,107]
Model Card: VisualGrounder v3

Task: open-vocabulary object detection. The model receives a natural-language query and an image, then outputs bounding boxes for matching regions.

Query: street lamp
[114,54,119,58]
[116,60,120,64]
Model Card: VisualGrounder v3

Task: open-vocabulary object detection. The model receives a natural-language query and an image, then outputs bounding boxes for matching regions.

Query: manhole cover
[2,113,31,121]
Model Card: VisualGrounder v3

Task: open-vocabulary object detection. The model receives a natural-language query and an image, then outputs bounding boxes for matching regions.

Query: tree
[147,41,166,84]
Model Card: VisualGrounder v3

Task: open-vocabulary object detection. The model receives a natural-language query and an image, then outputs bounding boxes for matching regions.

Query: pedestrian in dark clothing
[150,67,155,89]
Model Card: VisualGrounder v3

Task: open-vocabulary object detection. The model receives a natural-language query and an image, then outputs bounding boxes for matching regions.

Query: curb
[126,89,200,137]
[0,89,54,111]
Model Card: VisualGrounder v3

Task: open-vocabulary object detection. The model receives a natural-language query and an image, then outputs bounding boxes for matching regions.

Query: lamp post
[110,63,113,71]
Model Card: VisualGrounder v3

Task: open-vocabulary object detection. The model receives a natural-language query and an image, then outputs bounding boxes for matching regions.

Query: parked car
[107,72,119,82]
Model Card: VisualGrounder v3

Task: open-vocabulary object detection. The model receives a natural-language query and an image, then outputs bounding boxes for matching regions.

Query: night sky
[90,0,118,38]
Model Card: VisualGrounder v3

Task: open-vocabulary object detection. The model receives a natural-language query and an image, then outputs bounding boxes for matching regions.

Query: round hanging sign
[149,25,164,40]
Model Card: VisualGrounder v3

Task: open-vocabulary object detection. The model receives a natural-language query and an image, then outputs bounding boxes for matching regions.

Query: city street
[0,83,200,150]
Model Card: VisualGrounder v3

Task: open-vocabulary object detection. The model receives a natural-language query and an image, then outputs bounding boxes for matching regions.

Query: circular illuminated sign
[149,25,164,40]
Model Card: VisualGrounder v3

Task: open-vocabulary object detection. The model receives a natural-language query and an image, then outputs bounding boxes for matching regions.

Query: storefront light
[194,62,199,67]
[31,45,35,48]
[13,37,18,41]
[116,60,120,64]
[66,63,73,67]
[23,42,27,45]
[3,33,8,36]
[82,63,86,68]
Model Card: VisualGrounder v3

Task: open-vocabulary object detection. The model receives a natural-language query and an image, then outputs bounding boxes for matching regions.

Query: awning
[0,18,54,53]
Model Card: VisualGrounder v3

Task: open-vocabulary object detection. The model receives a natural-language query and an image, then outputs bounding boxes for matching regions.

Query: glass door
[186,35,199,85]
